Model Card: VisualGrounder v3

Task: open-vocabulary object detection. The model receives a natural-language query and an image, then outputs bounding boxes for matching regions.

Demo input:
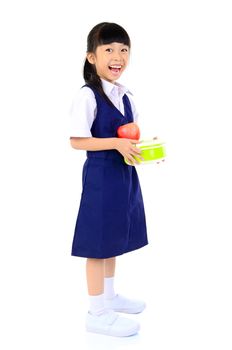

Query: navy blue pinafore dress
[71,86,148,259]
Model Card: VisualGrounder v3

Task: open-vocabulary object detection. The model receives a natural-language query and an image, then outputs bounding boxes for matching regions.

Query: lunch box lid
[136,139,165,149]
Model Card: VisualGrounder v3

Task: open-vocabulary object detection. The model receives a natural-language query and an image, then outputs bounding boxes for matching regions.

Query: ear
[86,52,96,65]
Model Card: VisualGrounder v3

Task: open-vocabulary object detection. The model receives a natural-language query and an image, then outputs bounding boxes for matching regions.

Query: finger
[131,146,141,154]
[129,139,141,144]
[130,148,141,157]
[129,156,137,165]
[130,151,144,161]
[129,154,141,165]
[125,157,133,166]
[131,154,142,164]
[126,156,135,166]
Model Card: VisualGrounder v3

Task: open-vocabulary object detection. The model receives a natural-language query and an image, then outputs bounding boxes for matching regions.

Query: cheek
[96,62,105,71]
[103,60,111,69]
[122,55,129,64]
[126,54,130,61]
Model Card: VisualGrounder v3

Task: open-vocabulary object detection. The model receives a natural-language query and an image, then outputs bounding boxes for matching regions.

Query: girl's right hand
[114,138,143,165]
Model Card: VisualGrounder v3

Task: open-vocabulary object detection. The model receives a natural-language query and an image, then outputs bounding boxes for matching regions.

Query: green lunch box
[124,139,166,165]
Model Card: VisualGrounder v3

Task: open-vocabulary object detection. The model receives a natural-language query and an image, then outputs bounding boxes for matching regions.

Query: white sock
[89,294,105,316]
[104,277,116,300]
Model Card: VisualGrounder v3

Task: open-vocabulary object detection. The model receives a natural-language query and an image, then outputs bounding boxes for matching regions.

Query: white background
[0,0,232,349]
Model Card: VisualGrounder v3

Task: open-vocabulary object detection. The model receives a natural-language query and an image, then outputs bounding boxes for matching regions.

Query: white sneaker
[86,310,140,337]
[105,294,146,314]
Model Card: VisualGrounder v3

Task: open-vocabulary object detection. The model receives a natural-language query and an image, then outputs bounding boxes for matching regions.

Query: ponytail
[83,58,114,106]
[83,59,102,89]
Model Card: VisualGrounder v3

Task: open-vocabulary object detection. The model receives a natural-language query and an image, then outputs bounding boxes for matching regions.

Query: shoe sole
[86,324,140,337]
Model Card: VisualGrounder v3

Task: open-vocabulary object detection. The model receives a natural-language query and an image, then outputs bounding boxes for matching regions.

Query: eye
[121,47,129,52]
[105,48,113,53]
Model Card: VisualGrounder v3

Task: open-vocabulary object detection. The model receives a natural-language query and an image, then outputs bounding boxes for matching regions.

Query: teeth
[110,65,121,68]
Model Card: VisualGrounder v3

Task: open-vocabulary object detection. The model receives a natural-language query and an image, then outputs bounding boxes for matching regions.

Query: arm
[70,136,117,151]
[70,137,143,165]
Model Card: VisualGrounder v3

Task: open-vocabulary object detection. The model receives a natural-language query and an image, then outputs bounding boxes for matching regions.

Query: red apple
[117,122,140,140]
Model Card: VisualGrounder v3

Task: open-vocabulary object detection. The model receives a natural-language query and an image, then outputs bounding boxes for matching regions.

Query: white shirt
[69,79,139,137]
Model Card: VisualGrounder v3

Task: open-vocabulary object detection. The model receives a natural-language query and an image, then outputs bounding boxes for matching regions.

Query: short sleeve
[127,95,139,123]
[69,87,97,137]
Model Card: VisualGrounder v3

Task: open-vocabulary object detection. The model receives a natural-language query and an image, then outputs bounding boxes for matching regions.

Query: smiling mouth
[109,65,122,73]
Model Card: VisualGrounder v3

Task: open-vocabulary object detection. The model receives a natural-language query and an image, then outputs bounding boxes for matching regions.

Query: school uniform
[70,79,148,259]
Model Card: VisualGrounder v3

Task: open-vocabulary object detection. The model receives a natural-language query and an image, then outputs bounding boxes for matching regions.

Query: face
[87,42,130,83]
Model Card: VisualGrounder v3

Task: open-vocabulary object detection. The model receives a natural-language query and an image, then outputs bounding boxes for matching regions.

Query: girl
[70,22,148,337]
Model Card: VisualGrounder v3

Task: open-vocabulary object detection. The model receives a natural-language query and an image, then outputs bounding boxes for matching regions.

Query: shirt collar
[101,78,133,97]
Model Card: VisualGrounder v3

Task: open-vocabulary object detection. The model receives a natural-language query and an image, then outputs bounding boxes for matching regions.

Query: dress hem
[71,241,149,259]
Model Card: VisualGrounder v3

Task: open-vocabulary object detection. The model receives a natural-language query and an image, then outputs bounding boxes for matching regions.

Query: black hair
[83,22,131,104]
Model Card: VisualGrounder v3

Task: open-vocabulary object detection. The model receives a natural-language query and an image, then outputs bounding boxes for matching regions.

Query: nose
[112,51,121,61]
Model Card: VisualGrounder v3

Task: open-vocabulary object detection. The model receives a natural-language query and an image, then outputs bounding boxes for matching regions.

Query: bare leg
[86,258,104,295]
[104,257,116,277]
